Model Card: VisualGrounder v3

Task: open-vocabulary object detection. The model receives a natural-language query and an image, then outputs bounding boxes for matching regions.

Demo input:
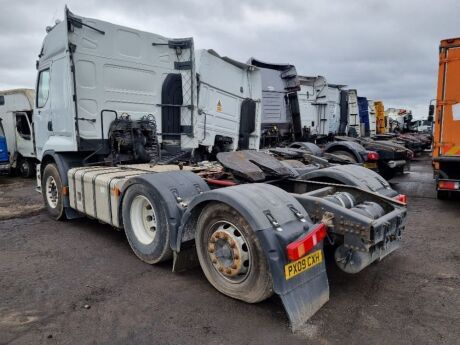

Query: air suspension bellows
[351,202,384,220]
[323,192,356,209]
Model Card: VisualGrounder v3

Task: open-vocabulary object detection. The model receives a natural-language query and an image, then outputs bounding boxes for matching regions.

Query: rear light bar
[438,180,459,190]
[395,194,408,204]
[366,151,380,161]
[286,223,327,261]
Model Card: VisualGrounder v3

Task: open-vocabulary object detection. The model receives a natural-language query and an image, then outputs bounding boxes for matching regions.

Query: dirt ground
[0,156,459,345]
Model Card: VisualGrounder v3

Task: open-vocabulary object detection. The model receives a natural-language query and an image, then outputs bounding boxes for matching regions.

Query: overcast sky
[1,0,459,119]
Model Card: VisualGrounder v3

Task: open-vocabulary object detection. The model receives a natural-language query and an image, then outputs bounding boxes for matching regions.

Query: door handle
[47,121,53,131]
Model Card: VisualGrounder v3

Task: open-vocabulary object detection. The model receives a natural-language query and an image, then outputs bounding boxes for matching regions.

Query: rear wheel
[378,164,396,180]
[437,190,450,200]
[196,202,273,303]
[122,184,172,264]
[42,163,66,220]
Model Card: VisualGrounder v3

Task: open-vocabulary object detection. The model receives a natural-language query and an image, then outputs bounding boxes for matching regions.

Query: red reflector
[366,151,380,161]
[438,181,459,190]
[395,194,408,204]
[286,223,327,261]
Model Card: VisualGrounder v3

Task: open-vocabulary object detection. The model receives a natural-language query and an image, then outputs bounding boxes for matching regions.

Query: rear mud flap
[279,266,329,332]
[257,230,330,332]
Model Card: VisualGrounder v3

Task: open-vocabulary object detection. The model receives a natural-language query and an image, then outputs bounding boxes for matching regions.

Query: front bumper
[0,162,10,174]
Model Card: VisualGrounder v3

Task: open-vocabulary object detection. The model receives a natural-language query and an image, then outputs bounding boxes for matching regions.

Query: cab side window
[37,69,50,108]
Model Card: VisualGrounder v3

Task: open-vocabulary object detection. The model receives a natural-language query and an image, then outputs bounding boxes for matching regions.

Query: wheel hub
[130,195,157,245]
[207,223,251,282]
[45,176,58,209]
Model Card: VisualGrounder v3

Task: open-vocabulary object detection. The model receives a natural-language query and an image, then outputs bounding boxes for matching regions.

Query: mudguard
[324,141,367,162]
[177,183,330,331]
[288,142,323,156]
[299,164,398,198]
[121,171,210,249]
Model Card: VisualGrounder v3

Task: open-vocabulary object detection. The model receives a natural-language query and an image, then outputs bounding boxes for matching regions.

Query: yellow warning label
[217,100,222,112]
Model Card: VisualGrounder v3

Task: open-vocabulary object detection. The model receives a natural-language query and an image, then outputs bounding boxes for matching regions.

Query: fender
[120,171,210,247]
[324,141,367,162]
[177,183,330,330]
[300,164,398,197]
[41,150,72,186]
[288,142,323,156]
[40,150,85,217]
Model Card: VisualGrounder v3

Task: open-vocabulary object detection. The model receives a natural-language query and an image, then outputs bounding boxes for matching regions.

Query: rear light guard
[286,223,327,261]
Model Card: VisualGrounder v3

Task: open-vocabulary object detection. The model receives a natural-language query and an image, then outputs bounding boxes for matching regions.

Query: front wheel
[42,163,66,220]
[195,202,273,303]
[18,157,34,178]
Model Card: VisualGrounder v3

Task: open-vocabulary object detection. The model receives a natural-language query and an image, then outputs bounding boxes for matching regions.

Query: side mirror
[429,104,434,116]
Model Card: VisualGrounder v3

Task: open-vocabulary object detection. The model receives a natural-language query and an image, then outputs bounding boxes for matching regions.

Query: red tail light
[206,179,237,186]
[438,181,459,190]
[286,223,327,261]
[366,151,380,161]
[395,194,408,204]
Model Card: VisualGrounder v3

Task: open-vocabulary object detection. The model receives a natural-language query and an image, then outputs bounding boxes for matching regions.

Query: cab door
[14,112,35,158]
[33,66,52,158]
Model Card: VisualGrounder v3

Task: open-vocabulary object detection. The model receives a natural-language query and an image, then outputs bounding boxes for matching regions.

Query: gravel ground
[0,156,459,345]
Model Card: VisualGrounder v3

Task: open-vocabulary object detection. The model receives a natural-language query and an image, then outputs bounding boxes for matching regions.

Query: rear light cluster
[286,223,327,261]
[438,180,459,190]
[366,151,379,161]
[395,194,408,204]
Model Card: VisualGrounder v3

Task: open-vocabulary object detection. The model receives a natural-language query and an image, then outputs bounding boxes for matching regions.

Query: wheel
[18,157,34,178]
[122,184,172,264]
[378,165,396,180]
[329,150,358,163]
[437,190,450,200]
[195,202,273,303]
[42,163,66,220]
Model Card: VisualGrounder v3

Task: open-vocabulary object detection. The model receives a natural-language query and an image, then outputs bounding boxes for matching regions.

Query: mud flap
[280,266,329,331]
[256,228,329,332]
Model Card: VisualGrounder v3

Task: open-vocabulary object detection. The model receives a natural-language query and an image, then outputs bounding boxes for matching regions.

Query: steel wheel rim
[45,176,58,209]
[130,195,157,245]
[206,221,252,283]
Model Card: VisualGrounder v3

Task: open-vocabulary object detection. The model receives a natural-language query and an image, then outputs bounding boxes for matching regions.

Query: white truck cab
[34,8,261,166]
[0,89,37,176]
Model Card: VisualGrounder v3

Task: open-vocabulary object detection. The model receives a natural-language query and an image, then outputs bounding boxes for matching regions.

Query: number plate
[364,162,378,169]
[284,250,323,280]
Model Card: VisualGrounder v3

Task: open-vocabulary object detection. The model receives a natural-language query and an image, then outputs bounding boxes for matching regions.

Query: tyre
[122,184,172,264]
[18,157,34,178]
[378,165,396,180]
[437,190,450,200]
[329,150,358,163]
[42,163,66,220]
[195,202,273,303]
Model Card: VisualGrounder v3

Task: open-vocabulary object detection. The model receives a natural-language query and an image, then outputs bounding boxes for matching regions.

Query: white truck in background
[0,89,38,176]
[367,99,377,136]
